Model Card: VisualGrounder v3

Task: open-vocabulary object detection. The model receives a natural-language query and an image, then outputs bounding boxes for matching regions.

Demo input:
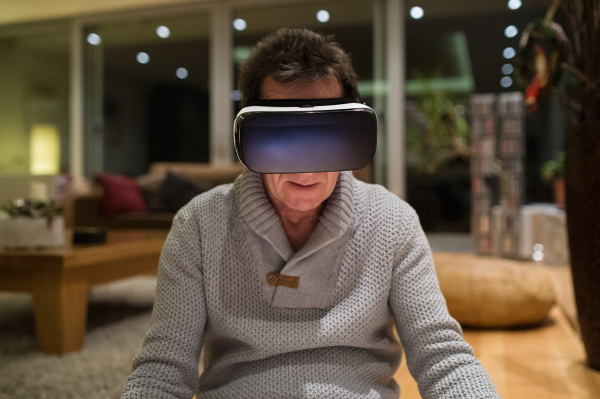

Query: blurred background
[0,0,567,234]
[1,1,599,398]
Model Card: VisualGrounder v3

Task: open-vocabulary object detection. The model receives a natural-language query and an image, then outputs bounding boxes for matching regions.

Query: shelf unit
[470,92,525,258]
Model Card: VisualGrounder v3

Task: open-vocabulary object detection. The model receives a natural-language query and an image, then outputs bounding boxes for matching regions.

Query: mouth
[289,181,318,191]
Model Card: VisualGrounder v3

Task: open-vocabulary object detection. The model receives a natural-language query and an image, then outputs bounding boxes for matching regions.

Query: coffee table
[0,229,168,354]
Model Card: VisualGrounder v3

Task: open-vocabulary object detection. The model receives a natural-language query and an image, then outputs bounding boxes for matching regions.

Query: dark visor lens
[239,110,377,174]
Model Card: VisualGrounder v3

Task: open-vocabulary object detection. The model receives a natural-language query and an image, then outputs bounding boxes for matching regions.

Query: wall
[0,35,69,174]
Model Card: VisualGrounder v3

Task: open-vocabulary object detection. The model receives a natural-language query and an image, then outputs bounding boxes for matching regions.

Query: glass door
[83,12,211,177]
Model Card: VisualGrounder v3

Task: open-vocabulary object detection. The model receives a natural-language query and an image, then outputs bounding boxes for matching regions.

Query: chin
[284,197,324,212]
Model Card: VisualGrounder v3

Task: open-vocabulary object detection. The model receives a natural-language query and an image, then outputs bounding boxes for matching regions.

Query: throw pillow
[150,172,207,213]
[135,172,165,207]
[94,174,147,217]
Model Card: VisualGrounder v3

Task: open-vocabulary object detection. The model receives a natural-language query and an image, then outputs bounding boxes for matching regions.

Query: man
[122,28,499,399]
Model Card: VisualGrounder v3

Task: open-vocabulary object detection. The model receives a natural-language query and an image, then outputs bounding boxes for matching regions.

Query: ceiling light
[503,47,516,59]
[230,90,242,101]
[176,68,188,79]
[137,52,150,64]
[233,18,247,31]
[156,26,170,39]
[501,76,513,88]
[502,63,514,75]
[86,33,101,45]
[505,25,518,38]
[410,7,424,19]
[508,0,522,10]
[317,10,330,23]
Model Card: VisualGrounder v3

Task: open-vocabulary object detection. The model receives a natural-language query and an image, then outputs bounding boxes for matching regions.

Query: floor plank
[393,306,600,398]
[543,265,580,335]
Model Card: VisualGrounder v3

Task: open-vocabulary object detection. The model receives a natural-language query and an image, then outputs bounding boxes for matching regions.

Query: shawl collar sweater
[239,170,355,309]
[122,170,499,399]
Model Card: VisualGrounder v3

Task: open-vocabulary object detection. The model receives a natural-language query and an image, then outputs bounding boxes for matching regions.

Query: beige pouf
[433,253,555,328]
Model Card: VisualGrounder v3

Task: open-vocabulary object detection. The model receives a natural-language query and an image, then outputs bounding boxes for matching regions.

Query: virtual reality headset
[233,98,377,174]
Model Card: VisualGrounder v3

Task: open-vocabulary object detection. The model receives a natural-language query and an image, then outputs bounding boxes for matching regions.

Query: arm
[122,208,206,399]
[389,209,499,399]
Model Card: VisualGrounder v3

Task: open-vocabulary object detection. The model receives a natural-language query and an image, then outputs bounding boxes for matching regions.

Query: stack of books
[470,92,525,258]
[497,92,525,259]
[470,94,497,255]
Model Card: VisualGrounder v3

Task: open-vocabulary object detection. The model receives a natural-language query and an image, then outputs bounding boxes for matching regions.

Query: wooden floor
[544,265,580,335]
[394,306,600,398]
[396,256,600,398]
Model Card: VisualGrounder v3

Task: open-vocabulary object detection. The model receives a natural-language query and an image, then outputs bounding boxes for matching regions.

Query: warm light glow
[502,63,514,75]
[156,26,170,38]
[317,10,330,23]
[30,124,60,175]
[176,68,188,79]
[505,25,518,38]
[137,52,150,64]
[501,76,513,88]
[233,18,247,31]
[410,7,424,19]
[508,0,522,10]
[503,47,516,59]
[86,33,101,45]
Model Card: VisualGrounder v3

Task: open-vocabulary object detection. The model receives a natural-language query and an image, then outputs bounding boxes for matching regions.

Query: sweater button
[267,273,279,286]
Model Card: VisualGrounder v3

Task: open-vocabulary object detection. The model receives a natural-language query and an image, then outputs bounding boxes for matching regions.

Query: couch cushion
[148,162,243,188]
[135,172,164,207]
[95,174,146,217]
[434,253,555,328]
[150,172,208,213]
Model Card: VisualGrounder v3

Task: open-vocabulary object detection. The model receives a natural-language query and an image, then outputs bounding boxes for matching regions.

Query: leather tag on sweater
[267,273,299,289]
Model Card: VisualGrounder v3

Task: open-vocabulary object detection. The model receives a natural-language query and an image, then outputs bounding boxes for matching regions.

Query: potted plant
[541,151,565,208]
[406,77,471,175]
[0,199,65,248]
[518,0,600,370]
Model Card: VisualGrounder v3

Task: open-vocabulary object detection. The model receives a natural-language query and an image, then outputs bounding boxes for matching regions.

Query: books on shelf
[470,92,525,259]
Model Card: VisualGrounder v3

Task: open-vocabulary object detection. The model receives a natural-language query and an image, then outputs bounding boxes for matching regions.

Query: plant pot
[553,177,566,209]
[565,121,600,371]
[0,217,65,248]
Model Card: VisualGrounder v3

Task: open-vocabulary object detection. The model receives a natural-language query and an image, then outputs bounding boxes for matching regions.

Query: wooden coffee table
[0,229,168,354]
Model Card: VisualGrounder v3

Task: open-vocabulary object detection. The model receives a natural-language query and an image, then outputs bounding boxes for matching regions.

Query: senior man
[122,28,499,399]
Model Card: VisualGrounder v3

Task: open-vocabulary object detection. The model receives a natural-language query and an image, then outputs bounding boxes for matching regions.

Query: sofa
[73,163,245,230]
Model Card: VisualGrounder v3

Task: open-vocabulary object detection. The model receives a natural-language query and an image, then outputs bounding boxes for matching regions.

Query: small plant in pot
[0,199,65,248]
[541,151,565,208]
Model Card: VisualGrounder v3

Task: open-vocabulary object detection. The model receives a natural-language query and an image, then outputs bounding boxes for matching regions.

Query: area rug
[0,276,158,399]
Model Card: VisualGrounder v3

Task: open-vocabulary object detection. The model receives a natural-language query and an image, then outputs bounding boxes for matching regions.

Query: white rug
[0,276,157,399]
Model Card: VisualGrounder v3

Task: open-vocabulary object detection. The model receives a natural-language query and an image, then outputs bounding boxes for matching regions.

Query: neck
[267,194,325,253]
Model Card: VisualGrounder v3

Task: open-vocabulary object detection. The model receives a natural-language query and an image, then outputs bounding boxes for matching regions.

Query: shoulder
[353,178,419,228]
[174,181,238,228]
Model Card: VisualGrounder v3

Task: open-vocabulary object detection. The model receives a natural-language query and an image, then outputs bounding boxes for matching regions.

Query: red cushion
[95,174,147,217]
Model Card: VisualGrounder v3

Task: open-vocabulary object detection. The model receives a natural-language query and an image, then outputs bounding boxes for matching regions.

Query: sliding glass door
[83,12,211,177]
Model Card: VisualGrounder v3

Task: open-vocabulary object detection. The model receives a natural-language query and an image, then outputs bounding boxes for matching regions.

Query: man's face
[261,75,343,213]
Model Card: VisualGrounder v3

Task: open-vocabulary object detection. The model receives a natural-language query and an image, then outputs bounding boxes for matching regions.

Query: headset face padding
[233,99,377,174]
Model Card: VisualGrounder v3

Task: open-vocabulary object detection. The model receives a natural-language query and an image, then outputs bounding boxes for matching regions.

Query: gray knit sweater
[121,170,499,399]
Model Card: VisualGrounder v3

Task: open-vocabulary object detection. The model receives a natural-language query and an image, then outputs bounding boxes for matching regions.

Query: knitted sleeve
[121,207,206,399]
[389,208,500,399]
